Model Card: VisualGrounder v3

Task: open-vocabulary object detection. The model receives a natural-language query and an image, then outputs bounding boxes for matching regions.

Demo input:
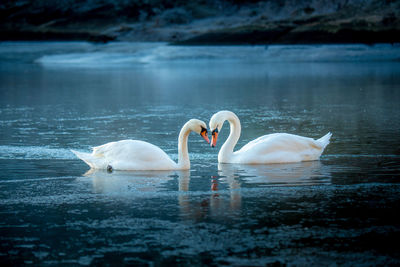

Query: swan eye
[212,128,218,135]
[200,127,207,134]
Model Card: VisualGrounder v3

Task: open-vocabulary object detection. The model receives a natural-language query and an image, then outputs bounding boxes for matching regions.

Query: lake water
[0,42,400,265]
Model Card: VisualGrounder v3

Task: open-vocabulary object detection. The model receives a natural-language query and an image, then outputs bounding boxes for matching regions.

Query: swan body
[72,119,209,171]
[209,111,331,164]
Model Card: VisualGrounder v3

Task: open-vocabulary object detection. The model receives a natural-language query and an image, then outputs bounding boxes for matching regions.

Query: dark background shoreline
[2,29,400,45]
[1,0,399,45]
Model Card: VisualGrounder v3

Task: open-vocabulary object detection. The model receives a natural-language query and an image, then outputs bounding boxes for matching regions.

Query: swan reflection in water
[207,161,331,218]
[180,161,331,221]
[177,171,242,221]
[84,168,177,194]
[82,161,330,220]
[83,168,239,221]
[218,160,331,187]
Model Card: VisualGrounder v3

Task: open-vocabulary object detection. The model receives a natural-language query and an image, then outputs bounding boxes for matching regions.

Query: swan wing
[239,133,321,152]
[235,133,325,164]
[88,139,176,170]
[93,140,166,159]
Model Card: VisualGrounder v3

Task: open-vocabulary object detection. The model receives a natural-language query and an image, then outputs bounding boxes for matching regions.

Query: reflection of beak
[200,129,210,144]
[211,177,218,191]
[211,129,218,147]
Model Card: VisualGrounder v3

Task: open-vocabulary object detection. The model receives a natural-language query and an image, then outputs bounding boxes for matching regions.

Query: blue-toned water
[1,42,400,265]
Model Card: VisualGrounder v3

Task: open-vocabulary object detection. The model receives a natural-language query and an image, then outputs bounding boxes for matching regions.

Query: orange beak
[211,129,218,147]
[200,129,210,144]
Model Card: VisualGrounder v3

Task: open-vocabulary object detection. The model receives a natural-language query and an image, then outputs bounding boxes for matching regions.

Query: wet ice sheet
[0,42,400,265]
[1,159,399,265]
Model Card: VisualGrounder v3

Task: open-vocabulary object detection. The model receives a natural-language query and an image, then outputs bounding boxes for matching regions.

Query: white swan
[209,110,331,164]
[72,119,210,171]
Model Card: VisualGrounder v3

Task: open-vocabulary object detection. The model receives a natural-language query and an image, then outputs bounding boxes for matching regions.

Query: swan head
[209,111,227,147]
[186,119,210,144]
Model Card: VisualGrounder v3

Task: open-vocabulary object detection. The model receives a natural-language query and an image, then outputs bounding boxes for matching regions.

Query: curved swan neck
[219,112,241,161]
[177,122,191,169]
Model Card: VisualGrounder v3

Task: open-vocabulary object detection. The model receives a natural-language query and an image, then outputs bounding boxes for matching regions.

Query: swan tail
[71,149,98,168]
[316,132,332,149]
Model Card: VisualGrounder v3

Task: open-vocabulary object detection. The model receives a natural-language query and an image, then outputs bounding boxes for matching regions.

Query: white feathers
[209,111,331,164]
[71,119,207,171]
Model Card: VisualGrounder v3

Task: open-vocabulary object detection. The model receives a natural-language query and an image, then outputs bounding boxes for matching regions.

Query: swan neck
[219,113,241,161]
[177,123,191,170]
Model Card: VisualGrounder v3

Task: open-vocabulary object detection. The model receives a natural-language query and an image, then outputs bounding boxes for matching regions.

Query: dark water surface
[1,42,400,265]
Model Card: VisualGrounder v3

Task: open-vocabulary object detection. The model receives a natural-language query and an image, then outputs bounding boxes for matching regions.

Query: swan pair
[72,110,332,171]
